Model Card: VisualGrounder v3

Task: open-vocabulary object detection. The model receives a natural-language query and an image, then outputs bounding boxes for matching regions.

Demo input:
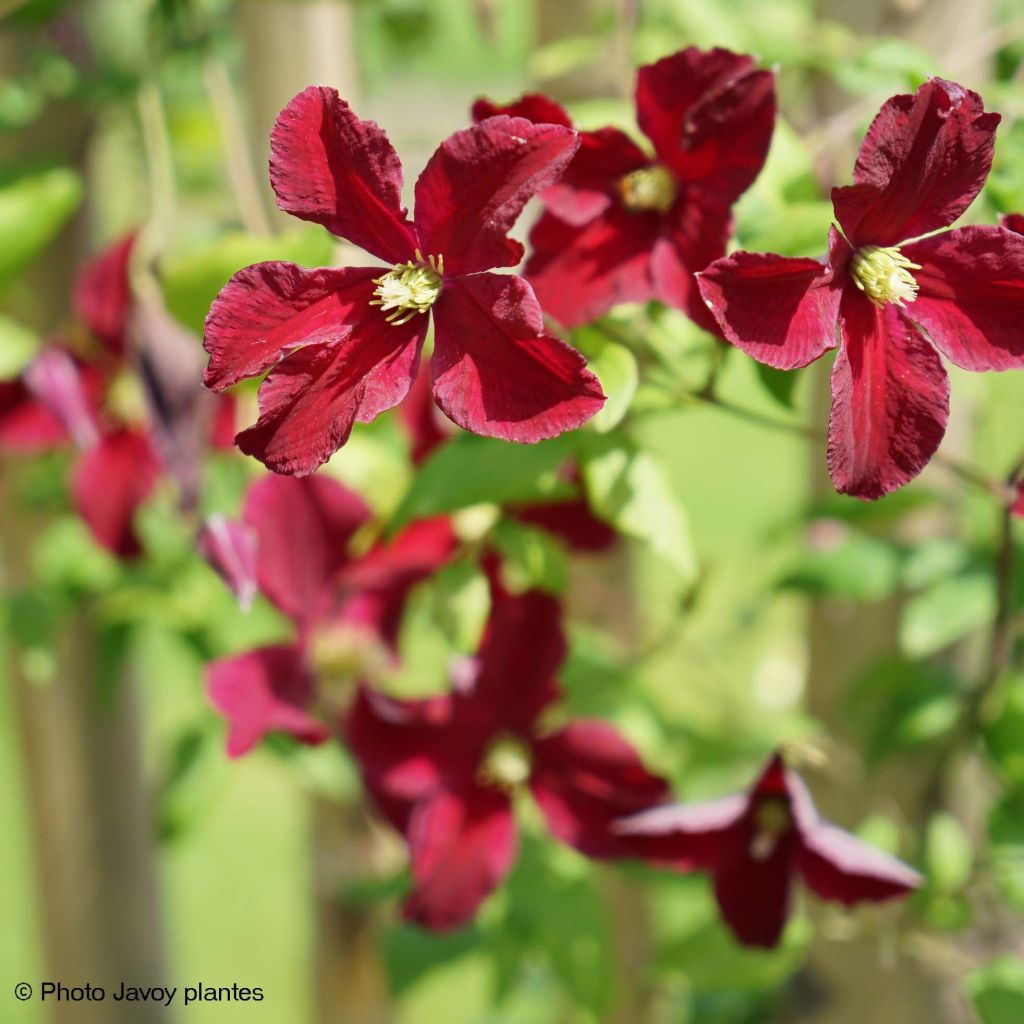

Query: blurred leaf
[578,331,638,432]
[848,657,961,765]
[0,316,40,377]
[965,957,1024,1024]
[901,538,972,590]
[777,523,902,601]
[160,228,334,333]
[582,438,696,583]
[0,167,82,286]
[984,676,1024,788]
[491,518,569,594]
[988,795,1024,912]
[384,922,483,997]
[754,363,800,409]
[737,200,833,258]
[158,720,226,842]
[925,813,972,893]
[900,569,995,657]
[390,433,578,530]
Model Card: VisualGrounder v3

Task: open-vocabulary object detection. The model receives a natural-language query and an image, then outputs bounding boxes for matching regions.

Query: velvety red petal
[697,231,847,369]
[269,86,417,263]
[511,496,618,552]
[70,428,160,559]
[901,226,1024,371]
[1002,213,1024,234]
[403,785,517,931]
[206,644,327,758]
[832,79,999,247]
[526,207,663,327]
[242,473,369,627]
[635,47,775,205]
[0,379,68,452]
[828,292,950,499]
[73,233,136,356]
[23,347,101,448]
[471,93,573,128]
[197,515,259,611]
[798,823,922,905]
[431,272,604,441]
[398,366,454,465]
[1014,483,1024,520]
[204,262,379,391]
[530,719,670,857]
[413,116,579,275]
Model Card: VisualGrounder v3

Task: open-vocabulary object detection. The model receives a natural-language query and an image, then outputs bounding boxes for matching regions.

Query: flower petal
[23,347,100,448]
[697,231,847,369]
[526,207,662,328]
[530,719,670,857]
[614,795,747,867]
[902,225,1024,371]
[511,496,617,552]
[203,262,381,392]
[197,515,259,611]
[403,785,517,931]
[798,823,922,905]
[635,47,775,205]
[242,473,369,626]
[70,428,160,559]
[828,293,949,499]
[414,116,579,275]
[398,365,454,465]
[0,379,67,452]
[1002,213,1024,234]
[269,87,417,263]
[832,78,999,247]
[471,93,573,128]
[207,644,326,758]
[73,233,136,356]
[431,272,604,441]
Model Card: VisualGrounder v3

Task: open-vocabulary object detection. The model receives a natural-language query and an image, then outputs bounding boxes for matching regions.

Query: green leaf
[0,167,82,285]
[848,657,961,765]
[0,316,40,377]
[390,433,578,530]
[577,330,638,432]
[491,518,569,594]
[988,796,1024,912]
[965,957,1024,1024]
[754,362,800,409]
[925,813,972,893]
[900,569,995,657]
[161,228,334,333]
[157,720,226,842]
[984,676,1024,787]
[582,439,696,583]
[778,524,902,601]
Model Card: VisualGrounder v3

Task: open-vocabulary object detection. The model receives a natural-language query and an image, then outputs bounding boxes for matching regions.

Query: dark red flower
[73,232,136,356]
[475,48,775,329]
[344,571,669,930]
[202,472,456,756]
[1003,212,1024,235]
[699,79,1024,500]
[203,88,605,476]
[618,752,922,948]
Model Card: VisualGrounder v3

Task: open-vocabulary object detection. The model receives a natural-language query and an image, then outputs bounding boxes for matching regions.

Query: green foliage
[966,957,1024,1024]
[900,568,996,657]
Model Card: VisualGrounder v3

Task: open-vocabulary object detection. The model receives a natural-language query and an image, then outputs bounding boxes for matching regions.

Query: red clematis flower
[344,569,669,930]
[202,472,456,757]
[474,47,775,329]
[699,79,1024,500]
[203,87,605,476]
[617,752,922,948]
[1002,212,1024,235]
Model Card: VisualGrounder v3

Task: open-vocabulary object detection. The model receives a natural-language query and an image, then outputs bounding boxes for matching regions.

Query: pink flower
[618,752,921,948]
[202,472,456,757]
[699,79,1024,500]
[203,87,605,476]
[474,48,776,329]
[344,569,669,930]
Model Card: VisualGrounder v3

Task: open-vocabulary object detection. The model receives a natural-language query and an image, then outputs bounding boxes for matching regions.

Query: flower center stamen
[478,734,532,792]
[370,250,444,325]
[749,796,792,861]
[850,245,921,308]
[619,165,677,214]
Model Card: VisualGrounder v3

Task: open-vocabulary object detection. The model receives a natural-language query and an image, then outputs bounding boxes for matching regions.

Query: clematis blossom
[617,752,922,948]
[202,472,456,757]
[699,79,1024,500]
[474,47,776,329]
[203,87,605,476]
[344,568,669,930]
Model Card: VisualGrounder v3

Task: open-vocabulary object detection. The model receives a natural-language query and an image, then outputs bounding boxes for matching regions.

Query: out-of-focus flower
[203,87,605,476]
[474,47,776,329]
[345,567,669,930]
[617,752,921,948]
[699,79,1024,500]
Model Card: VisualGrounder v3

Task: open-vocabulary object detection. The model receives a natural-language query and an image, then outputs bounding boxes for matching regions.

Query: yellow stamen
[749,796,792,861]
[370,250,444,325]
[619,165,677,214]
[478,734,532,792]
[850,245,921,308]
